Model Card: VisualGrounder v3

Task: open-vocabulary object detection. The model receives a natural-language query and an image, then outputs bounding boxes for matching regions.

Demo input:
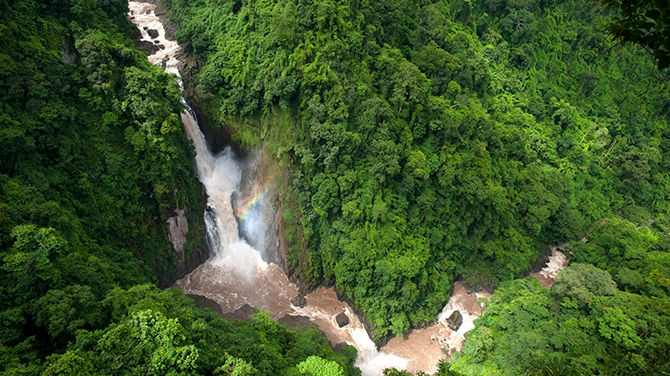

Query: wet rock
[157,44,165,50]
[524,248,552,277]
[473,285,483,292]
[154,40,160,44]
[143,26,148,30]
[446,311,463,331]
[167,208,188,255]
[222,304,257,321]
[147,29,159,38]
[187,294,223,316]
[291,295,306,308]
[278,314,312,328]
[336,312,350,327]
[135,40,159,55]
[59,40,76,64]
[333,342,350,352]
[160,55,170,69]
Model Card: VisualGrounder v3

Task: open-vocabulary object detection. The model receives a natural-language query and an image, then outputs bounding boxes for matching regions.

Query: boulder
[160,56,170,68]
[336,312,349,327]
[446,310,463,331]
[222,304,257,321]
[187,294,223,316]
[333,342,350,352]
[278,314,312,327]
[147,29,159,38]
[135,40,159,55]
[291,295,306,308]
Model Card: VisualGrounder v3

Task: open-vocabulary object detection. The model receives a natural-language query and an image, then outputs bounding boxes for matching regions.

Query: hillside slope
[163,0,670,341]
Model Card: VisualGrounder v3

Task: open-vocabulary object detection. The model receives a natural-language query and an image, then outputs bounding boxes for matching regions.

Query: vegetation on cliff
[164,0,670,343]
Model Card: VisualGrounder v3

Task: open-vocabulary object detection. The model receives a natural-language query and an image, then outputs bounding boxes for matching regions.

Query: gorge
[1,0,668,374]
[128,2,564,374]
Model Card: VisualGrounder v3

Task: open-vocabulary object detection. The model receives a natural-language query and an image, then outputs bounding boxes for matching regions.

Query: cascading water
[127,3,565,374]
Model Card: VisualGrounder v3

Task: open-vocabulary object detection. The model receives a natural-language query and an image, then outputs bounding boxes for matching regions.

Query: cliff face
[159,198,210,288]
[129,0,210,288]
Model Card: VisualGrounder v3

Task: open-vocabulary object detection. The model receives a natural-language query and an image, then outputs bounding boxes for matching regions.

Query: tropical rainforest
[1,0,670,374]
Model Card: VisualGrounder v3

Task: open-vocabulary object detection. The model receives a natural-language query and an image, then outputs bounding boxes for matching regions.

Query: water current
[128,4,565,374]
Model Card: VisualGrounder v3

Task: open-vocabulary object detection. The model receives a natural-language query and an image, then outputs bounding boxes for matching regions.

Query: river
[127,4,565,374]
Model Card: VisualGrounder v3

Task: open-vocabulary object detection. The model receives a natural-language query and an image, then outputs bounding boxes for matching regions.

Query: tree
[95,310,199,376]
[36,285,102,341]
[552,263,617,306]
[43,350,99,376]
[598,0,670,70]
[214,354,258,376]
[596,306,641,350]
[297,356,344,376]
[2,225,67,299]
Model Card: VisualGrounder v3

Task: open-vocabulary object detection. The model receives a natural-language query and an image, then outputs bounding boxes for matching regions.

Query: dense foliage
[571,217,670,296]
[0,0,203,287]
[0,0,358,374]
[164,0,670,340]
[452,261,670,375]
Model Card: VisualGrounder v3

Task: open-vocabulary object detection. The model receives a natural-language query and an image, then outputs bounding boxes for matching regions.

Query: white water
[127,3,501,374]
[532,245,569,288]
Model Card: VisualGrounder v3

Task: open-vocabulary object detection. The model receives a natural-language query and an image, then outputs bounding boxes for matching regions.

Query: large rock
[278,314,312,328]
[147,29,159,38]
[291,295,306,308]
[59,40,75,64]
[135,40,159,55]
[187,294,223,316]
[446,310,463,331]
[336,312,350,327]
[222,304,257,321]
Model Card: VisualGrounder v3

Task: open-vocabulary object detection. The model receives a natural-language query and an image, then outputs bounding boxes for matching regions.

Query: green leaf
[645,9,661,21]
[659,56,670,70]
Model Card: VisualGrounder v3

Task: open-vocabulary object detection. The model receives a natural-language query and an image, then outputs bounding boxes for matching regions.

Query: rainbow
[234,184,269,220]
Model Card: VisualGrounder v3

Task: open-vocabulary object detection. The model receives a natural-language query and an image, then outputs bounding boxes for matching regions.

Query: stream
[127,3,567,374]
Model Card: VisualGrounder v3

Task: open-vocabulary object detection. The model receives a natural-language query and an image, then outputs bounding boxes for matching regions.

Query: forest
[1,0,670,374]
[0,0,358,375]
[161,0,670,373]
